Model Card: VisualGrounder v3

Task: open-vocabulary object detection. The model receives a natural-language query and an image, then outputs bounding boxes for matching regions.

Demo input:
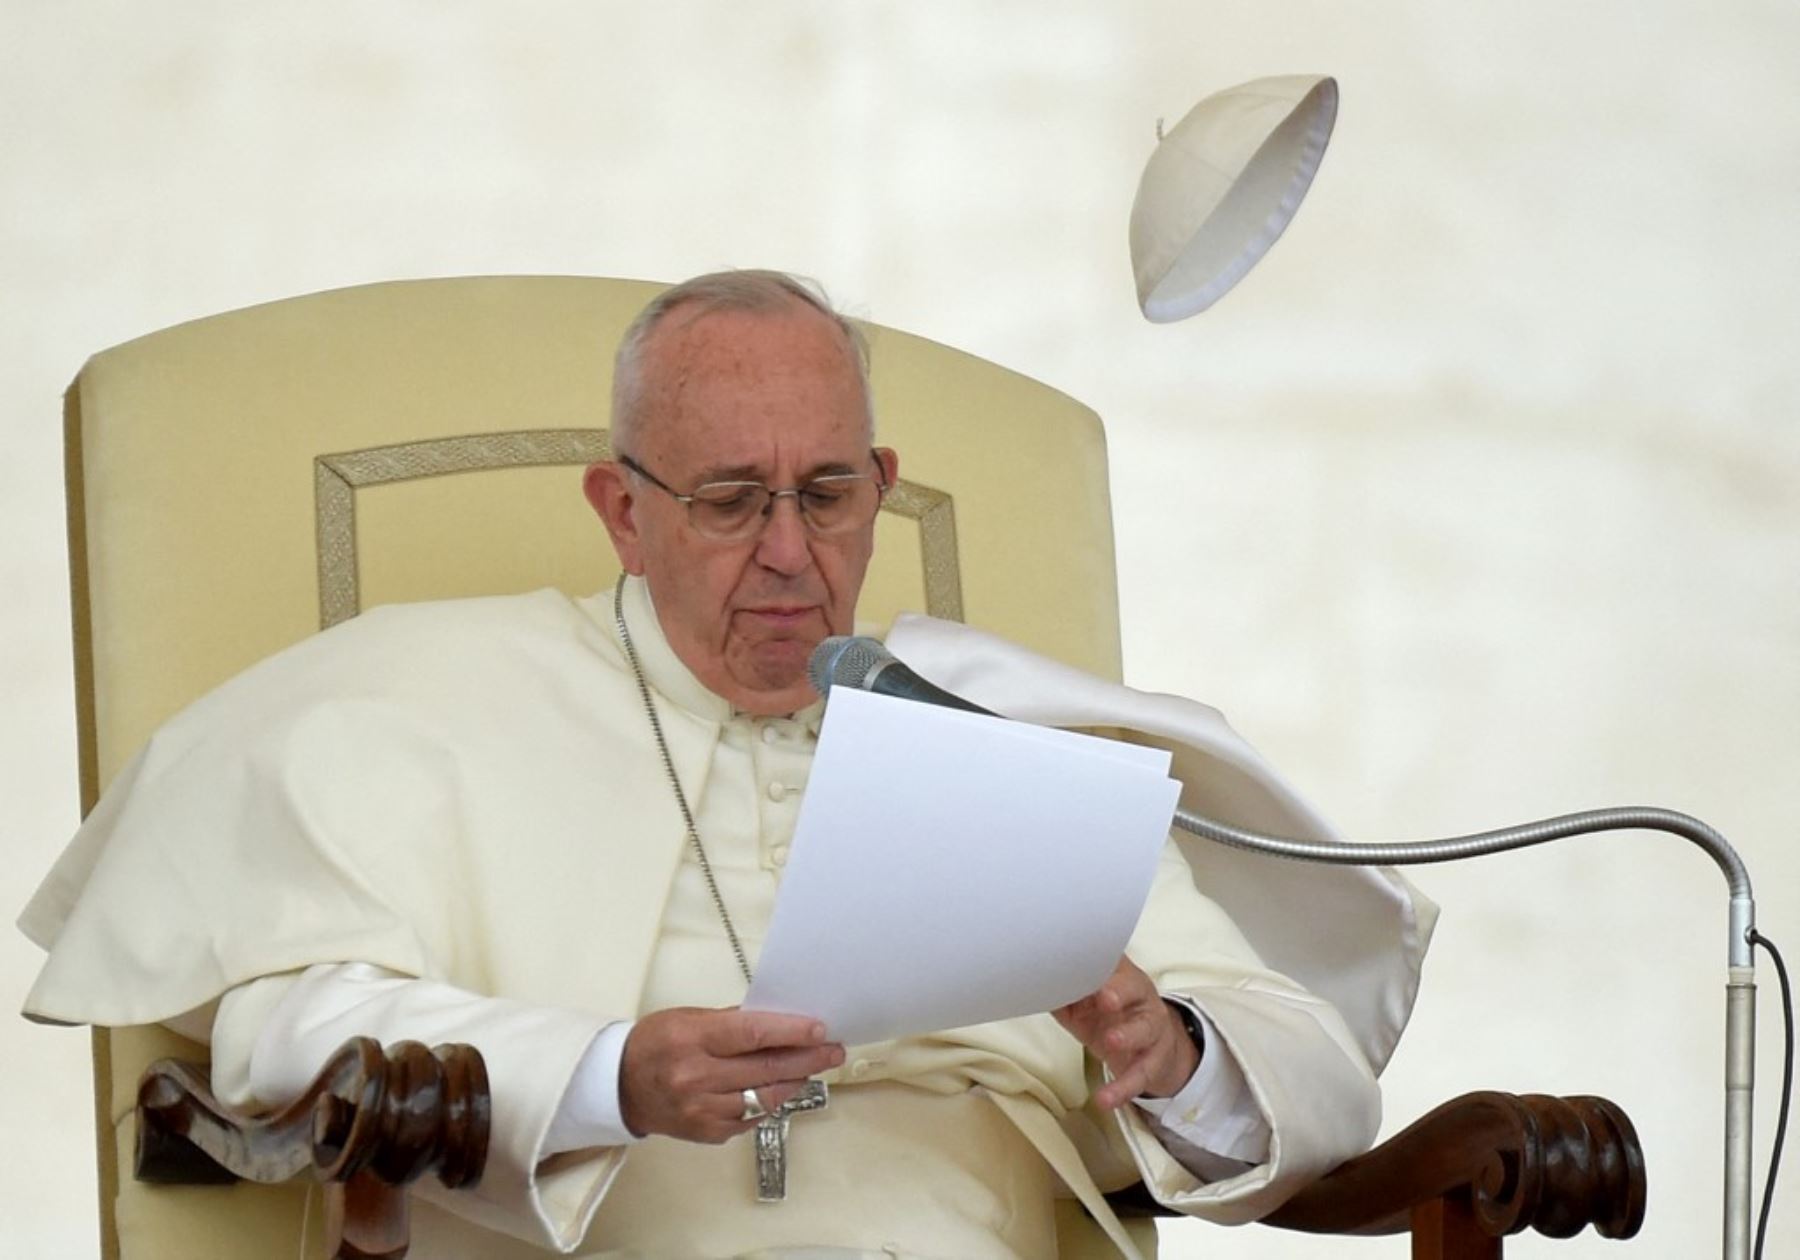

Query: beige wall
[2,4,1793,1257]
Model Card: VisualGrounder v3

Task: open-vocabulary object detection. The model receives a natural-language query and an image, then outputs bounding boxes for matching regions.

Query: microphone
[810,634,1776,1258]
[808,636,997,716]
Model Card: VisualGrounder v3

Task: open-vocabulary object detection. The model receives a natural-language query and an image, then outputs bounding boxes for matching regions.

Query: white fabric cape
[16,590,1436,1252]
[21,592,1434,1075]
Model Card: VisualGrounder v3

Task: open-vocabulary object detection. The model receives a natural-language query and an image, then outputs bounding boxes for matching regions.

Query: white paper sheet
[744,688,1181,1045]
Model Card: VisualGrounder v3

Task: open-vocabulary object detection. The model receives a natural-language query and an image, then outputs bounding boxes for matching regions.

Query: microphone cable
[1749,928,1791,1260]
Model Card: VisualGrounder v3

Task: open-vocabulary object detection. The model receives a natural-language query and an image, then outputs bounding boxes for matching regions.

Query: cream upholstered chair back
[62,276,1129,1257]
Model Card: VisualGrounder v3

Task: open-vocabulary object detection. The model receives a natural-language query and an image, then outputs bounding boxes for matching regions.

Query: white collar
[611,575,825,734]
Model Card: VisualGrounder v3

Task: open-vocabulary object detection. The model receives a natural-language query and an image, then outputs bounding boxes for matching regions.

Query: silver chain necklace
[613,574,754,986]
[612,574,829,1203]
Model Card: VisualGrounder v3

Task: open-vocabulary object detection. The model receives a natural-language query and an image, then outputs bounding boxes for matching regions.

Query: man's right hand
[618,1007,845,1143]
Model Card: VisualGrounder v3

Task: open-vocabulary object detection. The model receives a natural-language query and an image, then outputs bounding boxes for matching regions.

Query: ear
[583,461,647,575]
[874,446,900,489]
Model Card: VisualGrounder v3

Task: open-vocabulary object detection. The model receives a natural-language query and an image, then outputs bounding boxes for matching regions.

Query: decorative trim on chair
[314,429,964,629]
[880,478,964,624]
[315,429,611,629]
[64,382,102,817]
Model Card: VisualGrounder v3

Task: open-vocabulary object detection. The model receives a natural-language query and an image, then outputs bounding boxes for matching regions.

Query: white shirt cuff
[1133,996,1271,1166]
[544,1019,640,1155]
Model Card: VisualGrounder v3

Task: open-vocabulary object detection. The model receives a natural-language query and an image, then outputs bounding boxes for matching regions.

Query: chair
[40,275,1643,1258]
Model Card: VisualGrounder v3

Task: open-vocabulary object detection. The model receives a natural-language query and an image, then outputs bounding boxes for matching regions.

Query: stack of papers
[745,687,1181,1044]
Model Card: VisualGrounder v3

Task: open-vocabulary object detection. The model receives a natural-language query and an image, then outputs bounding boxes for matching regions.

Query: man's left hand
[1053,956,1200,1109]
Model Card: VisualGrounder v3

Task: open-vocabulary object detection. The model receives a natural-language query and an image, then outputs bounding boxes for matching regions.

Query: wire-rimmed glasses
[617,451,889,541]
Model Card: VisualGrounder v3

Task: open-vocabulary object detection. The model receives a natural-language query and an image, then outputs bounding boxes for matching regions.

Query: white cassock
[20,577,1436,1259]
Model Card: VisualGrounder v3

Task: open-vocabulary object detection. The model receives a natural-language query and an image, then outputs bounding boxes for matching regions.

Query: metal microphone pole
[809,636,1767,1254]
[1169,805,1757,1260]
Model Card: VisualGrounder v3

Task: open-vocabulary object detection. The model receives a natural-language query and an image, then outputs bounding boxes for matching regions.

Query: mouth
[737,605,820,631]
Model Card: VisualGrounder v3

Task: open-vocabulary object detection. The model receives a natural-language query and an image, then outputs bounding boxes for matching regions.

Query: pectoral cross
[753,1079,829,1202]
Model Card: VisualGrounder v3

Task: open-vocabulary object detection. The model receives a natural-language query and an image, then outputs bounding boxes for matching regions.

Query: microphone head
[808,635,893,695]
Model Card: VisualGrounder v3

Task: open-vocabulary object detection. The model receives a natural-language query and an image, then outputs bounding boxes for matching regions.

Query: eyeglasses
[617,451,889,542]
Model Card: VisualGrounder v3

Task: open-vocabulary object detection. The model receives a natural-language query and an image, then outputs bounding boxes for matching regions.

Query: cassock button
[761,724,782,745]
[770,844,789,867]
[850,1058,872,1079]
[767,782,791,802]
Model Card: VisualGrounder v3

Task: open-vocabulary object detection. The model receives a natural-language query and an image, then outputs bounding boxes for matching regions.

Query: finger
[706,1009,832,1056]
[1058,984,1123,1029]
[1088,961,1153,1019]
[708,1083,801,1142]
[1094,1056,1155,1110]
[659,1081,766,1145]
[1062,993,1153,1059]
[714,1078,816,1141]
[751,1079,810,1113]
[719,1042,846,1090]
[1052,999,1099,1042]
[1102,1004,1167,1060]
[735,1084,779,1121]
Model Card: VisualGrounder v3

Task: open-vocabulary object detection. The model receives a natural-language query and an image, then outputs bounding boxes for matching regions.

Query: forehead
[635,304,870,475]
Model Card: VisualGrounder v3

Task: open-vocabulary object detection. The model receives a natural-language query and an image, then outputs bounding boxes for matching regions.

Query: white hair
[609,269,873,454]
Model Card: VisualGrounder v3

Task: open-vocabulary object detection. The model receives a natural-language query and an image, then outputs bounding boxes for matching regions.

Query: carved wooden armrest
[136,1037,490,1260]
[1113,1090,1645,1257]
[1264,1091,1646,1248]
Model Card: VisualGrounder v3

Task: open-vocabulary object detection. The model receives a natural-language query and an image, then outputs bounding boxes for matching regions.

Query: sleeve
[1114,835,1382,1222]
[544,1022,640,1154]
[210,963,634,1253]
[1133,999,1268,1178]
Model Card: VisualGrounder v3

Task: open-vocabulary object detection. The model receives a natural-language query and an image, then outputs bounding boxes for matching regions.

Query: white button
[770,844,789,867]
[761,725,782,745]
[850,1058,871,1079]
[766,782,789,802]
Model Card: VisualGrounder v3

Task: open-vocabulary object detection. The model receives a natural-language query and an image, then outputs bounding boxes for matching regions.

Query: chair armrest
[1264,1091,1645,1241]
[1111,1090,1645,1254]
[136,1037,490,1260]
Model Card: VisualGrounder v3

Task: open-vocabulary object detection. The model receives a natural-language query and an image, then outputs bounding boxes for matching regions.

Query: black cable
[1750,929,1791,1260]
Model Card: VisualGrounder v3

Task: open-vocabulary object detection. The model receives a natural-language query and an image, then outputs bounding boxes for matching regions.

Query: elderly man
[23,270,1417,1259]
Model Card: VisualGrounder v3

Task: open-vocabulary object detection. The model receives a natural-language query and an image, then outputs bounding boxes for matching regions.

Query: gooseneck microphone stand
[810,635,1778,1257]
[1170,805,1758,1260]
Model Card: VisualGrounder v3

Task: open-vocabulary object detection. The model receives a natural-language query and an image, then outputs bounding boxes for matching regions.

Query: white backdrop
[2,4,1794,1258]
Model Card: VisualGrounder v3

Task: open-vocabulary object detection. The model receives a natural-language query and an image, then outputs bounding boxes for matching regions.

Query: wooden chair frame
[136,1041,1645,1260]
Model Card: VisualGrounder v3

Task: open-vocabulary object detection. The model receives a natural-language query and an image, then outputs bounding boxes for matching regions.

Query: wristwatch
[1165,998,1207,1062]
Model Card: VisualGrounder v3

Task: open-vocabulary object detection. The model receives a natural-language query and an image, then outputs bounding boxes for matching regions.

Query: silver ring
[739,1088,769,1122]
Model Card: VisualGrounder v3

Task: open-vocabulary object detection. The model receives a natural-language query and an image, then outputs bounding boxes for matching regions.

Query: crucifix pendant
[753,1079,829,1202]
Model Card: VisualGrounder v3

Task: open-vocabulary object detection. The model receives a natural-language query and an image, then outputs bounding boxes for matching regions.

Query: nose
[754,493,813,575]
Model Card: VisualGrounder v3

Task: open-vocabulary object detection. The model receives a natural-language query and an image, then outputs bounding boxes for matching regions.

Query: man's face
[586,303,898,716]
